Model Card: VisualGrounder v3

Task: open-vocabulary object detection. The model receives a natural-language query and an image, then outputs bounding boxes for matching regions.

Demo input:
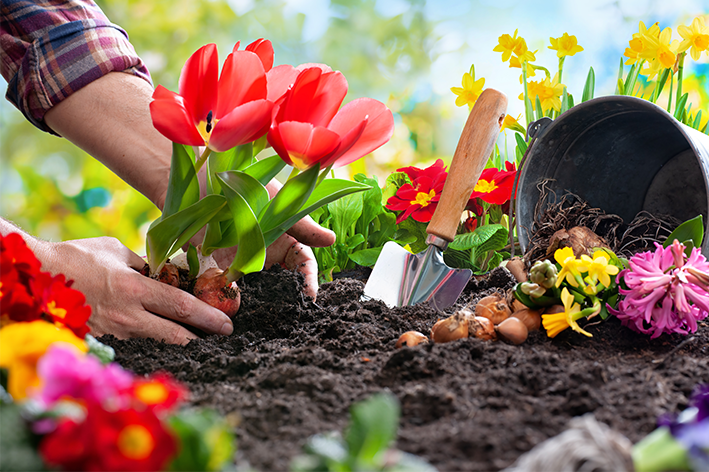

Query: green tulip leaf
[262,178,371,247]
[259,164,320,235]
[186,243,200,279]
[147,195,228,275]
[162,143,199,220]
[581,67,595,102]
[206,143,253,195]
[345,392,400,467]
[244,154,287,186]
[664,215,704,250]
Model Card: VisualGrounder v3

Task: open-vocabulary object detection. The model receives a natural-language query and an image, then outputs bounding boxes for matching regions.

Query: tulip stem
[195,147,212,173]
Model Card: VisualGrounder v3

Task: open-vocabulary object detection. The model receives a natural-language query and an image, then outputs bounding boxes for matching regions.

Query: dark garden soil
[101,265,709,472]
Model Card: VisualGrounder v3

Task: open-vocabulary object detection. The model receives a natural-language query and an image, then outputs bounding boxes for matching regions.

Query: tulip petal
[178,44,219,126]
[245,38,274,72]
[269,121,340,170]
[217,51,267,119]
[326,98,394,167]
[267,65,299,103]
[150,85,206,146]
[209,99,274,152]
[278,68,347,127]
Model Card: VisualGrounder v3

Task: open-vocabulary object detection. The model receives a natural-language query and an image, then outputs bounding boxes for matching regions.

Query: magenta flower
[608,240,709,338]
[35,344,133,408]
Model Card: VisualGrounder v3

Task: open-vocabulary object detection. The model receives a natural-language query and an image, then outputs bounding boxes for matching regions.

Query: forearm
[44,72,171,209]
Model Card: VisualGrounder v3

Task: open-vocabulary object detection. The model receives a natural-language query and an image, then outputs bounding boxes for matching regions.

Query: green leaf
[560,87,569,113]
[615,58,624,95]
[147,195,228,274]
[328,193,364,243]
[346,233,366,248]
[582,67,595,102]
[535,96,543,121]
[244,154,287,186]
[355,174,384,234]
[206,144,253,194]
[525,97,534,130]
[259,164,320,235]
[395,217,428,254]
[514,132,528,156]
[162,143,199,220]
[167,408,235,472]
[624,63,640,96]
[186,243,200,278]
[692,110,703,130]
[449,224,507,251]
[345,393,400,468]
[349,246,384,267]
[261,178,371,247]
[663,215,704,250]
[217,172,268,279]
[653,68,671,103]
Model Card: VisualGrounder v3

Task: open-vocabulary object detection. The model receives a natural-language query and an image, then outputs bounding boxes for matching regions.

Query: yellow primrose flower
[520,73,565,113]
[548,33,584,58]
[639,26,678,69]
[581,250,620,288]
[542,288,593,338]
[451,69,485,110]
[678,16,709,60]
[0,320,87,400]
[553,246,589,287]
[493,29,523,62]
[624,21,661,65]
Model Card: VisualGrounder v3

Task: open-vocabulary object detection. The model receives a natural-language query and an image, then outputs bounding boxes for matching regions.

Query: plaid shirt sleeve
[1,0,152,134]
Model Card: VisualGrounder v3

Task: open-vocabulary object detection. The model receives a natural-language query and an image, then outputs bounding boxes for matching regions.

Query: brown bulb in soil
[504,257,528,283]
[396,331,429,349]
[158,262,180,287]
[193,268,240,318]
[431,312,470,343]
[496,317,528,345]
[512,307,542,331]
[468,315,497,341]
[475,293,512,325]
[544,304,565,315]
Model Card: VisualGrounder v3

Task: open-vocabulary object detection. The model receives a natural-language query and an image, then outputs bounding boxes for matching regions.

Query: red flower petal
[277,68,347,126]
[266,64,300,103]
[178,43,219,127]
[216,50,267,119]
[245,38,274,72]
[209,99,274,151]
[270,121,340,169]
[150,85,206,146]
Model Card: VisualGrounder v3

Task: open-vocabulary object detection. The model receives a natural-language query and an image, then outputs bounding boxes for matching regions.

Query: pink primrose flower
[608,241,709,338]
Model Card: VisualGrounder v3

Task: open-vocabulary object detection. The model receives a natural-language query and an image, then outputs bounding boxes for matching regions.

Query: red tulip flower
[150,40,275,153]
[267,66,394,170]
[469,161,517,205]
[386,159,448,224]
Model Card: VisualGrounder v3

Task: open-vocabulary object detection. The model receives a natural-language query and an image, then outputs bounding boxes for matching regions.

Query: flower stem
[674,52,685,115]
[522,61,532,132]
[195,147,212,173]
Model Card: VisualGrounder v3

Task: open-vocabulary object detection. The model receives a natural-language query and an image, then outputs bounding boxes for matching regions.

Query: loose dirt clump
[101,264,709,471]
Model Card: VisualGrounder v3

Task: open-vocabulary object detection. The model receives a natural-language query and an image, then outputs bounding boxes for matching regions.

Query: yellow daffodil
[624,21,661,65]
[582,250,620,288]
[554,246,588,287]
[451,68,485,110]
[0,320,87,400]
[542,288,593,338]
[639,26,679,69]
[520,73,565,113]
[501,113,525,134]
[678,16,709,60]
[493,29,524,62]
[640,58,666,80]
[548,33,584,58]
[509,54,537,83]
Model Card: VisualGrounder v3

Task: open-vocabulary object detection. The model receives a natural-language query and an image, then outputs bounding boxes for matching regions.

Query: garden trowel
[363,88,508,310]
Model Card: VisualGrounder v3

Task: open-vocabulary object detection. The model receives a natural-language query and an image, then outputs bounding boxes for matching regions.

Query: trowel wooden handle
[426,88,508,242]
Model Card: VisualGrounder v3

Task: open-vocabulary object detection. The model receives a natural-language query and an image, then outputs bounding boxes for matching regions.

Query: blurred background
[1,0,707,254]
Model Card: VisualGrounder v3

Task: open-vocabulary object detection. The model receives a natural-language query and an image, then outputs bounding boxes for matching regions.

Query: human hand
[37,237,234,344]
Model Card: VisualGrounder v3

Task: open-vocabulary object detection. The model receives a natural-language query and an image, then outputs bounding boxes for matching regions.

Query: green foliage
[290,392,436,472]
[663,215,704,255]
[446,224,509,274]
[85,334,116,364]
[0,403,46,471]
[167,408,236,472]
[311,174,410,282]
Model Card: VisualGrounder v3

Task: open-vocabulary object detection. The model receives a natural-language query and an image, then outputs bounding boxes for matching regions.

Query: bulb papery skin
[608,242,709,338]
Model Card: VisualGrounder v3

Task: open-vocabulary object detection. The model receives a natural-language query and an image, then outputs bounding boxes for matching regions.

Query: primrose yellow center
[474,179,498,194]
[46,301,67,320]
[135,382,169,405]
[411,190,436,207]
[117,424,155,460]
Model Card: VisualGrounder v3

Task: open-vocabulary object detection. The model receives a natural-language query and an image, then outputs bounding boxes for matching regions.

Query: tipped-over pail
[515,95,709,255]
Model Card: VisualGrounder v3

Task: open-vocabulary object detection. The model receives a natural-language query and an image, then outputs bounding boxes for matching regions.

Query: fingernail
[220,321,234,336]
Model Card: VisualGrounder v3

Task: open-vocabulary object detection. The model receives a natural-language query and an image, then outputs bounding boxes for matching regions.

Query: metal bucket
[515,95,709,255]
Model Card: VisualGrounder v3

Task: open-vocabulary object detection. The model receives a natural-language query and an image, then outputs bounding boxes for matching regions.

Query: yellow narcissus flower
[0,320,87,400]
[451,68,485,110]
[501,113,525,134]
[678,16,709,60]
[624,21,661,65]
[509,54,537,83]
[553,246,589,287]
[542,288,593,338]
[640,26,679,69]
[493,29,523,62]
[548,33,584,58]
[519,73,565,113]
[581,250,620,288]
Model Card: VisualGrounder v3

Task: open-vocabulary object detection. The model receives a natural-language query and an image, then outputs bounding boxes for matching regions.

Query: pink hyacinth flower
[35,344,133,408]
[609,241,709,338]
